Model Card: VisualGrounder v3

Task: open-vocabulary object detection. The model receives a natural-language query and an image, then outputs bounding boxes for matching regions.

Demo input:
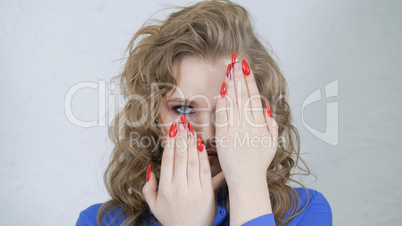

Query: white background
[1,0,401,225]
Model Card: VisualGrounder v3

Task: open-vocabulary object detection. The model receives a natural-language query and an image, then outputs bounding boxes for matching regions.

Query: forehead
[169,56,229,105]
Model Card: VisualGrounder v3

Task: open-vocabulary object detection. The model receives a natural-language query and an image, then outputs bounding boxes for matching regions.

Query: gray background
[1,0,401,225]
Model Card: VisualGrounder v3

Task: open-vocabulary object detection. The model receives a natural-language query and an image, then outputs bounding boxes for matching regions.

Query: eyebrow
[166,98,194,104]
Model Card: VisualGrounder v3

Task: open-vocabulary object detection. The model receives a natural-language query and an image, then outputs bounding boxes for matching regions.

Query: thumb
[212,171,226,192]
[142,164,157,212]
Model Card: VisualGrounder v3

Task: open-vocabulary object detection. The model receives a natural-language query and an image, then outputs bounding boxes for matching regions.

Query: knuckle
[175,151,187,161]
[216,98,225,108]
[159,188,170,199]
[176,136,186,146]
[201,166,210,176]
[189,158,198,168]
[216,112,226,123]
[198,152,207,161]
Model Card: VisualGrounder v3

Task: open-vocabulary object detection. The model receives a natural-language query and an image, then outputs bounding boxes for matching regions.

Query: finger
[242,59,264,123]
[232,55,246,121]
[173,115,188,183]
[264,100,278,141]
[225,62,238,121]
[142,164,158,212]
[211,171,226,191]
[187,122,200,187]
[159,121,176,185]
[215,81,228,130]
[198,138,212,189]
[237,60,249,102]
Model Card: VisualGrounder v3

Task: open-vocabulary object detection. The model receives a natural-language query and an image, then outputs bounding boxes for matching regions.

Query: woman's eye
[172,105,195,115]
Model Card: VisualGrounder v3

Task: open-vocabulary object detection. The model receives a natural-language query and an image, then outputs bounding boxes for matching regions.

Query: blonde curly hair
[98,0,311,225]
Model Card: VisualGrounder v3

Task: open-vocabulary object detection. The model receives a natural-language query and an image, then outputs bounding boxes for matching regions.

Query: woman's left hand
[215,57,279,190]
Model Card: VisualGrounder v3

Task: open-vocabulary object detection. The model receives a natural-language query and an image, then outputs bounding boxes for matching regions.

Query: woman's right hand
[142,118,219,226]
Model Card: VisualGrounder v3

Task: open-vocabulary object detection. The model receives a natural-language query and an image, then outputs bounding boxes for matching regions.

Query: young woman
[76,1,332,225]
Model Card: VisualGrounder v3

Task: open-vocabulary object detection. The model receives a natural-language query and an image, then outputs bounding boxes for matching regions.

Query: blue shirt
[76,187,332,225]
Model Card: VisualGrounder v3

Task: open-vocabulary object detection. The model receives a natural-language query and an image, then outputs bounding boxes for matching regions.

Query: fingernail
[180,114,186,129]
[242,59,250,76]
[188,122,194,136]
[265,100,272,118]
[226,64,232,79]
[197,137,203,152]
[169,121,177,137]
[146,163,151,182]
[232,53,237,65]
[220,82,226,98]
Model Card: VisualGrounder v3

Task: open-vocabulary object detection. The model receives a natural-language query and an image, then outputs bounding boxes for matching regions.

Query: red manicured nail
[242,59,250,76]
[169,121,177,137]
[265,100,272,118]
[226,64,231,78]
[197,137,203,152]
[220,82,226,98]
[180,114,186,128]
[232,53,237,64]
[146,163,151,182]
[188,122,194,136]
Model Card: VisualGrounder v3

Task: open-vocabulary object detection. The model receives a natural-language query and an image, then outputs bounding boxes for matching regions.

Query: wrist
[226,173,267,192]
[228,178,269,199]
[227,177,273,225]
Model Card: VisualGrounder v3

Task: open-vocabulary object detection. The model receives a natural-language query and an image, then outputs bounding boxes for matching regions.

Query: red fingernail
[265,100,272,118]
[146,163,151,182]
[197,137,203,152]
[242,59,250,76]
[226,64,231,78]
[180,114,186,128]
[188,122,194,136]
[169,121,177,137]
[232,53,237,65]
[220,82,226,98]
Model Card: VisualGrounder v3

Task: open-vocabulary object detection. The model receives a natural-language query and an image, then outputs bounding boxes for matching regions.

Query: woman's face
[159,55,229,177]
